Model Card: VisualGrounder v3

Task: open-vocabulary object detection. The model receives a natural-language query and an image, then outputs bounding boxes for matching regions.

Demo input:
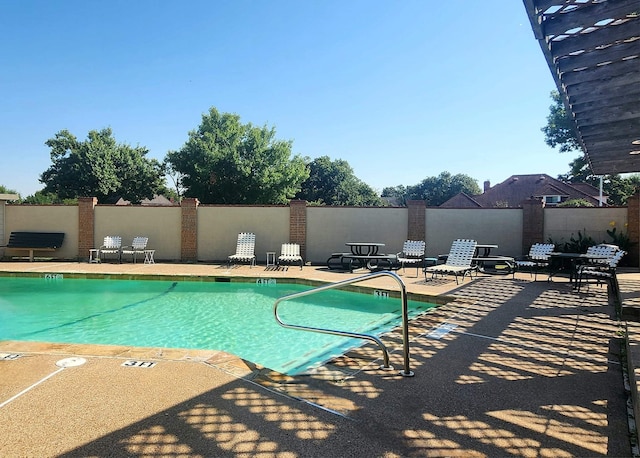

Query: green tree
[40,128,165,203]
[0,185,20,202]
[405,172,481,206]
[165,107,309,204]
[558,156,590,183]
[603,174,640,206]
[381,185,408,206]
[0,185,19,194]
[296,156,382,206]
[22,191,77,205]
[542,90,581,153]
[162,159,186,203]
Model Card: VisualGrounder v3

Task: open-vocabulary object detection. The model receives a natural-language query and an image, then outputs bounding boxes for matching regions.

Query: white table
[143,250,155,264]
[89,249,101,263]
[266,251,276,267]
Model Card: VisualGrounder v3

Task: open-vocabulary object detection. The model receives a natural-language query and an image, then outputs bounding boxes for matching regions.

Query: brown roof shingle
[440,174,603,208]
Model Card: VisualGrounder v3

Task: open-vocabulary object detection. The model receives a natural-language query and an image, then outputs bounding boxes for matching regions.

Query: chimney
[484,180,491,192]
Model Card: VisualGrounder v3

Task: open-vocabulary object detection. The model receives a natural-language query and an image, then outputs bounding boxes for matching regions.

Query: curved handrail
[273,270,414,377]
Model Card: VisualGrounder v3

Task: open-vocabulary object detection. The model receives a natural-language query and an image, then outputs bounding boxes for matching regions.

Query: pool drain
[56,357,87,368]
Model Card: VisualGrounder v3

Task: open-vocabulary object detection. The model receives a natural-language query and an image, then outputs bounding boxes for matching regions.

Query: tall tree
[40,128,165,203]
[296,156,382,206]
[165,107,309,204]
[542,90,581,153]
[403,172,481,206]
[0,185,19,195]
[162,159,186,202]
[22,191,77,205]
[381,185,408,206]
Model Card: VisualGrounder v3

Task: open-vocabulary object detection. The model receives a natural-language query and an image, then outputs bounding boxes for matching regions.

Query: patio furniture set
[86,231,626,296]
[89,236,154,264]
[324,238,625,294]
[326,239,516,283]
[521,242,626,295]
[227,232,304,270]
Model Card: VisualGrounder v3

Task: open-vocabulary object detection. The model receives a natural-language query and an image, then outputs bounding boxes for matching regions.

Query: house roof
[438,192,483,208]
[522,0,640,175]
[570,181,606,197]
[440,173,603,208]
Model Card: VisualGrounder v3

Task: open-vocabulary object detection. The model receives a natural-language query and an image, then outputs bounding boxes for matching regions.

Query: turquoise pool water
[0,276,436,374]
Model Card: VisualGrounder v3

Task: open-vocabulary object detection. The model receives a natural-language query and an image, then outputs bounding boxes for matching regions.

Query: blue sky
[0,1,572,197]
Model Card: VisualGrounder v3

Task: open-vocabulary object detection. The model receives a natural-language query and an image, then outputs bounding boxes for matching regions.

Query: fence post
[407,200,426,241]
[627,193,640,267]
[289,200,307,260]
[522,197,545,254]
[181,198,199,262]
[78,197,98,262]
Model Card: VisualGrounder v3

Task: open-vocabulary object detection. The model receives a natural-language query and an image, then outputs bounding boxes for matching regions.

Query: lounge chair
[513,243,555,280]
[121,236,149,263]
[424,239,477,284]
[278,243,303,270]
[228,232,256,268]
[99,236,122,263]
[396,240,426,277]
[577,246,625,296]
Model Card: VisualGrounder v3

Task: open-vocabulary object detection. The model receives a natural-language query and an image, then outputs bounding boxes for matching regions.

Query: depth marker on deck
[122,360,157,368]
[0,353,22,360]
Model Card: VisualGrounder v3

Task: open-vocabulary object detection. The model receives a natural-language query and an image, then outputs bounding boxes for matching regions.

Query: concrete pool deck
[0,261,637,457]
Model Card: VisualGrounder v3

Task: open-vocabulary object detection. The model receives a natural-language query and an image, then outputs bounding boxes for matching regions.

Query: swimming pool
[0,276,436,374]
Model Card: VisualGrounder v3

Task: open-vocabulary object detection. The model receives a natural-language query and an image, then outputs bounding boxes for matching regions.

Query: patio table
[341,242,396,272]
[548,252,609,286]
[475,244,498,258]
[345,242,385,256]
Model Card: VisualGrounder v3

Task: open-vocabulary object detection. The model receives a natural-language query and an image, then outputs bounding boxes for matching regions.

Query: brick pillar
[78,197,97,261]
[407,200,426,241]
[289,200,307,259]
[627,193,640,267]
[181,198,199,262]
[522,197,545,254]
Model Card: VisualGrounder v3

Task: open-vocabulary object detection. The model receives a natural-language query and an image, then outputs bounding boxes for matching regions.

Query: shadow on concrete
[56,277,631,457]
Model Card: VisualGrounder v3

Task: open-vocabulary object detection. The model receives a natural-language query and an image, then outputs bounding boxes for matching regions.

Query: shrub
[557,199,594,207]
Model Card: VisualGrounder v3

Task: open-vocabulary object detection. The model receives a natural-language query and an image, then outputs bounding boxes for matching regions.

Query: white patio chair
[396,240,426,277]
[121,236,149,263]
[577,247,625,297]
[98,235,122,263]
[514,243,555,280]
[424,239,477,284]
[228,232,256,268]
[278,243,303,270]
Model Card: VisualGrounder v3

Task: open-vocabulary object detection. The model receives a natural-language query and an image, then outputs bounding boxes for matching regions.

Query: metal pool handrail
[273,270,414,377]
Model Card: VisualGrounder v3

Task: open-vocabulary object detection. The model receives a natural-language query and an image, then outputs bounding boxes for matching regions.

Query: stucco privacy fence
[0,195,638,267]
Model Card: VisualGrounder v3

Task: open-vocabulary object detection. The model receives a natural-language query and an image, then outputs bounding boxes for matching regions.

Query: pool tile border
[0,270,452,305]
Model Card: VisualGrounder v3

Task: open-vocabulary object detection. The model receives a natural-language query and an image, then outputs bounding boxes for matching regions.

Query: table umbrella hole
[56,357,87,368]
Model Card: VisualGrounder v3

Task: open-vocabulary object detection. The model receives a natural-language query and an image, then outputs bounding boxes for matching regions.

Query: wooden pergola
[523,0,640,175]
